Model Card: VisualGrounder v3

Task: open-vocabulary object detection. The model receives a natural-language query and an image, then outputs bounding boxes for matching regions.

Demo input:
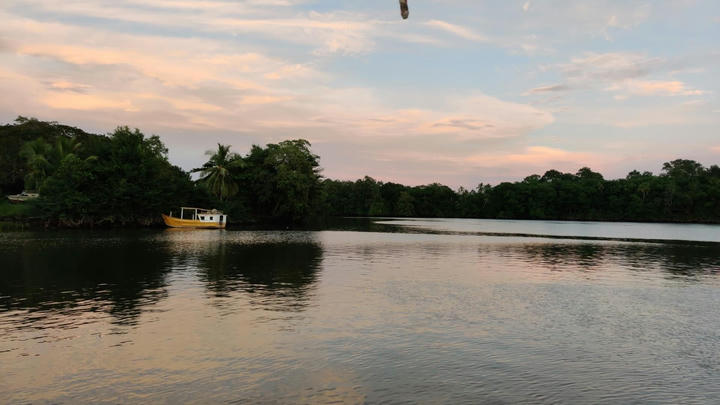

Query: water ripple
[1,226,719,403]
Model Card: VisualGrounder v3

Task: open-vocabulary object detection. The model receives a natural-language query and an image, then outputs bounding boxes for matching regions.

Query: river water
[1,219,720,404]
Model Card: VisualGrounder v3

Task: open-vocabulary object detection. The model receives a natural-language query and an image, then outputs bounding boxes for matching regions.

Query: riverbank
[0,201,38,229]
[0,200,309,230]
[2,206,720,232]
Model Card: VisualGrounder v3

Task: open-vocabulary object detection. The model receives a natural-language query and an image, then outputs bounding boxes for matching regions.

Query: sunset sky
[1,0,718,187]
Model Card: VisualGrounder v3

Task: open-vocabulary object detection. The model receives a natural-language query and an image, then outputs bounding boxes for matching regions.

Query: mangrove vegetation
[1,117,720,226]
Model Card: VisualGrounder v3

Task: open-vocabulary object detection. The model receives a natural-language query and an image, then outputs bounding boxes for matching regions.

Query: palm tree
[53,136,82,163]
[20,139,53,191]
[20,136,89,192]
[193,144,243,201]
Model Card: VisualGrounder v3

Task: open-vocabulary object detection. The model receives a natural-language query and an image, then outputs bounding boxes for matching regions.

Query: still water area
[2,218,720,404]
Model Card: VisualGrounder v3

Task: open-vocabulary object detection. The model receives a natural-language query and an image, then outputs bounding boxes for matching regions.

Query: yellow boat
[162,207,227,229]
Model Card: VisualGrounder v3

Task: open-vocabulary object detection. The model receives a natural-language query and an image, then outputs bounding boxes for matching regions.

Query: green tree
[240,139,323,223]
[37,126,193,226]
[396,191,415,217]
[194,144,243,201]
[38,155,96,224]
[19,136,85,191]
[1,117,94,194]
[19,139,53,191]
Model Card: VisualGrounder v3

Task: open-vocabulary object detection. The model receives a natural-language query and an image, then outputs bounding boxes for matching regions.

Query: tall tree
[1,117,92,194]
[240,139,323,223]
[193,144,243,201]
[19,139,53,191]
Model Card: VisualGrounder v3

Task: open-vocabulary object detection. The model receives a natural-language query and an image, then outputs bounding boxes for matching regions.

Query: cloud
[559,102,718,129]
[534,52,710,100]
[0,11,556,185]
[369,145,599,184]
[0,1,442,57]
[553,52,663,82]
[432,119,494,131]
[605,80,705,97]
[466,146,595,167]
[3,1,381,55]
[301,93,554,144]
[0,37,11,52]
[712,146,720,153]
[42,92,138,111]
[526,84,570,94]
[680,100,708,107]
[421,19,548,54]
[500,1,652,43]
[425,20,488,42]
[13,39,311,89]
[218,14,380,55]
[47,80,92,93]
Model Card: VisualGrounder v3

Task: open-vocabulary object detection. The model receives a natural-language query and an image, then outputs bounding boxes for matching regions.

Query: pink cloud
[607,80,705,96]
[465,146,596,168]
[48,81,91,92]
[374,146,598,174]
[42,92,137,111]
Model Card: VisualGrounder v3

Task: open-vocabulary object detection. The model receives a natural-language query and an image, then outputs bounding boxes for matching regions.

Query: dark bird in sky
[399,0,409,19]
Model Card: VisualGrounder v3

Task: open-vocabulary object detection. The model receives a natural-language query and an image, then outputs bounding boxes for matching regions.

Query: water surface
[2,219,720,403]
[374,217,720,242]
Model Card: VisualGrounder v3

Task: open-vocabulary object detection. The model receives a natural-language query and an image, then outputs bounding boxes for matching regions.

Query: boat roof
[180,207,223,213]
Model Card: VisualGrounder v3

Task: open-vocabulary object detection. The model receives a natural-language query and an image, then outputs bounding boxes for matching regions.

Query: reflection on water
[0,235,172,326]
[198,243,319,295]
[195,240,322,313]
[159,230,323,314]
[507,242,720,280]
[0,231,324,329]
[1,223,720,404]
[375,217,720,242]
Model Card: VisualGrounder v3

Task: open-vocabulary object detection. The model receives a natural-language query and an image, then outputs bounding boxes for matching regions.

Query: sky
[0,0,718,187]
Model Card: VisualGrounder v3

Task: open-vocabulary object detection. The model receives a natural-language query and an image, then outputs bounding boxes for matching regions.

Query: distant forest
[1,117,720,226]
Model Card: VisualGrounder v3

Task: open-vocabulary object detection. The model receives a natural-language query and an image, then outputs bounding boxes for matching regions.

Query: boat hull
[162,214,226,229]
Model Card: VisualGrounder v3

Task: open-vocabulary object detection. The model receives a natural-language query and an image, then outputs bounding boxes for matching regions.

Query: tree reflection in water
[0,233,172,327]
[194,241,323,313]
[2,229,717,334]
[504,241,720,280]
[0,231,325,330]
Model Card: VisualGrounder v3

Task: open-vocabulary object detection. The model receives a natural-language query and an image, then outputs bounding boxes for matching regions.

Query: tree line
[324,164,720,223]
[1,117,719,226]
[0,117,323,226]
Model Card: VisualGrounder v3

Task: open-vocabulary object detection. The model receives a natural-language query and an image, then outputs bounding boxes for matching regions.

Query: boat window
[210,216,214,220]
[201,216,205,220]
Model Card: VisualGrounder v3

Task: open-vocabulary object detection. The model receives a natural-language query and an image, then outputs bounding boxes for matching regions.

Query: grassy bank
[0,199,36,220]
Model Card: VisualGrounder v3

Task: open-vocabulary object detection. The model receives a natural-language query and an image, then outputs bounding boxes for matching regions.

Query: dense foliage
[194,139,324,224]
[0,118,324,226]
[322,163,720,223]
[2,117,720,226]
[0,117,96,195]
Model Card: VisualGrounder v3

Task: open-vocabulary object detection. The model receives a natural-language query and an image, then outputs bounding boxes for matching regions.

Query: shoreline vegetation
[1,117,719,228]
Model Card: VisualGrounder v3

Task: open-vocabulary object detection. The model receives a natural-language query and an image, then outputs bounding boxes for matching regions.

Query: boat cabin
[177,207,226,224]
